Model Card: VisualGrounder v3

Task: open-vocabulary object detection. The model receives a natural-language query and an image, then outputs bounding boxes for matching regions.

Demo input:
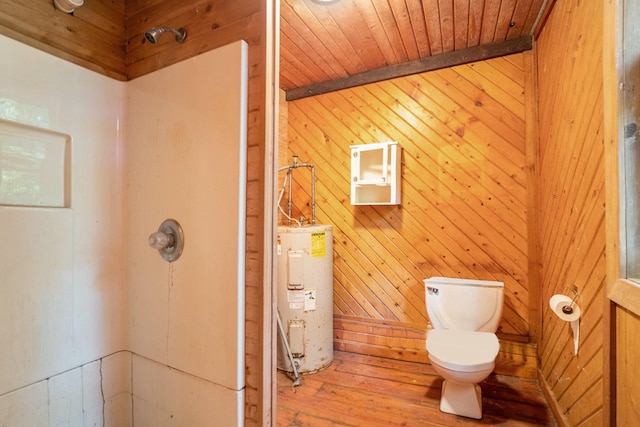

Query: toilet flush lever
[427,286,439,295]
[148,218,184,262]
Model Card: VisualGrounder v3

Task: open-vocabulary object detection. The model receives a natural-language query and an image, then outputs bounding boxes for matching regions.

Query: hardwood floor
[277,351,556,426]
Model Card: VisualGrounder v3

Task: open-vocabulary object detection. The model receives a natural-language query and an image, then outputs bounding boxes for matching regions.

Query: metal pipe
[144,26,187,44]
[277,310,301,387]
[294,163,315,225]
[287,169,293,225]
[277,156,316,226]
[307,164,316,225]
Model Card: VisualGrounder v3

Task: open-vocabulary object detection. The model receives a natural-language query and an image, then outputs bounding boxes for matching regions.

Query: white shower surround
[0,34,247,426]
[126,40,248,425]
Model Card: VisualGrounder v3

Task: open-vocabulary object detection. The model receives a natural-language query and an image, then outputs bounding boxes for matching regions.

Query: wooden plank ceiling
[280,0,548,98]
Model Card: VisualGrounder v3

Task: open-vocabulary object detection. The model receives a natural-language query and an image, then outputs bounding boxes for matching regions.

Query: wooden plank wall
[0,0,127,80]
[535,0,606,425]
[616,308,640,423]
[284,54,531,364]
[125,0,262,80]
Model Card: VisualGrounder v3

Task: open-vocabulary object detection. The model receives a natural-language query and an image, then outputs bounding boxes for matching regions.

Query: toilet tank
[424,277,504,332]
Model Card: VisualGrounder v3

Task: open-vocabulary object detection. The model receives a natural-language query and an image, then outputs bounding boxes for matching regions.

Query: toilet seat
[426,329,499,372]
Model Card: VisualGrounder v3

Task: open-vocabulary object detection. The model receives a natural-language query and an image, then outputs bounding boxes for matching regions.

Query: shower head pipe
[145,26,187,44]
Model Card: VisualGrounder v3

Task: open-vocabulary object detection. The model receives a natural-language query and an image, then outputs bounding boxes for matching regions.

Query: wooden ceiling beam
[285,35,532,101]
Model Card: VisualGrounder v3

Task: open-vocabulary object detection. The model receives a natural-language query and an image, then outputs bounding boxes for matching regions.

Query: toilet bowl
[424,277,504,419]
[426,329,499,419]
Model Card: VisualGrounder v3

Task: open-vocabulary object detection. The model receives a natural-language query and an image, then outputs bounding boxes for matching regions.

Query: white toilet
[424,276,504,419]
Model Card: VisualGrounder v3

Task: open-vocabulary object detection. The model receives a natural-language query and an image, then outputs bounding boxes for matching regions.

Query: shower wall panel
[0,35,128,424]
[125,40,248,426]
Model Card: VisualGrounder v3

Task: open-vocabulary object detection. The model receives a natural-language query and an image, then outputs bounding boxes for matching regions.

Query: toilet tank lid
[424,276,504,288]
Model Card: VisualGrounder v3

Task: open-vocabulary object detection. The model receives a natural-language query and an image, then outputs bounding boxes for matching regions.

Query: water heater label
[310,232,326,258]
[287,290,304,310]
[304,288,316,311]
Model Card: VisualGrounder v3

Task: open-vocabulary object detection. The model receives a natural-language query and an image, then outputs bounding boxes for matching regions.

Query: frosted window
[0,119,70,208]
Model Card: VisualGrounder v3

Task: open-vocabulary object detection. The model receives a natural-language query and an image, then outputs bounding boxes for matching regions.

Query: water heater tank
[277,224,333,374]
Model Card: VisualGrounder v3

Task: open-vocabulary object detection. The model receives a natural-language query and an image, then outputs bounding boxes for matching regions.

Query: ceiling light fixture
[53,0,84,14]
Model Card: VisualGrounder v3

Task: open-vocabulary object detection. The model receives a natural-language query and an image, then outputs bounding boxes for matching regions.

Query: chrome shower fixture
[148,218,185,262]
[144,26,187,44]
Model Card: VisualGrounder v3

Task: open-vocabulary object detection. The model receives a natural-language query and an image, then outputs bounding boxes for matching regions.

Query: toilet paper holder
[549,286,581,356]
[561,285,579,315]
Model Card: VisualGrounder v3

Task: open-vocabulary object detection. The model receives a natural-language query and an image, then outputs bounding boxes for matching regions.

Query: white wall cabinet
[350,142,401,205]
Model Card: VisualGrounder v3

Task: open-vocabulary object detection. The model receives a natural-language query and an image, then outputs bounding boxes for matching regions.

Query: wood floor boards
[277,351,555,426]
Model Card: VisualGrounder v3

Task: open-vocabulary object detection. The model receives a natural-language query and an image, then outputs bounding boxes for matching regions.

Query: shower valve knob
[149,219,184,262]
[148,231,174,250]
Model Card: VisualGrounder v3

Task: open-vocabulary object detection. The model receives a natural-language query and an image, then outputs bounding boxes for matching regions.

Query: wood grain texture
[334,315,539,379]
[535,0,606,425]
[1,0,611,424]
[124,0,262,80]
[280,0,547,92]
[278,351,555,426]
[283,53,529,339]
[616,306,640,424]
[285,37,533,101]
[0,0,126,80]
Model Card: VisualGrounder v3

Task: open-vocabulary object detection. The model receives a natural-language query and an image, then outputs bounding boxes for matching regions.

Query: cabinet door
[350,142,400,205]
[352,144,388,185]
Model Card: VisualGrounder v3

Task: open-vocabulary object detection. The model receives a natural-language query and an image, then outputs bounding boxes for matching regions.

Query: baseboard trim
[333,314,538,379]
[537,368,569,427]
